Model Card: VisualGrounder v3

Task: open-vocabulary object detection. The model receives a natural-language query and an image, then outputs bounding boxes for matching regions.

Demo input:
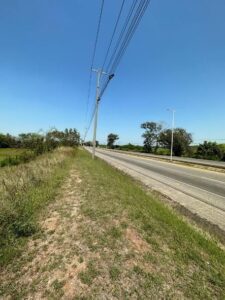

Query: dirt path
[0,169,88,299]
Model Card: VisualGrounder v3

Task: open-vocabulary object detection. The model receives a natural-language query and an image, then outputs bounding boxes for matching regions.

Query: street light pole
[92,68,107,159]
[167,109,175,161]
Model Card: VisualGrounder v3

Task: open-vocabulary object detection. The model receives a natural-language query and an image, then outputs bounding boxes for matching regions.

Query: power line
[83,104,97,142]
[101,0,126,72]
[100,0,140,99]
[100,0,150,99]
[105,0,137,73]
[110,0,150,73]
[84,0,150,142]
[85,0,105,126]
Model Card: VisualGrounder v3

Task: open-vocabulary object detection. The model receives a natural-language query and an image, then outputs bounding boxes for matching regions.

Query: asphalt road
[102,149,225,169]
[86,147,225,231]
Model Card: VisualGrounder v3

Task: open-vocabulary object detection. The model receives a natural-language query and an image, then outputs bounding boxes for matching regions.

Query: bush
[155,148,170,155]
[117,144,143,152]
[0,151,35,167]
[195,141,223,161]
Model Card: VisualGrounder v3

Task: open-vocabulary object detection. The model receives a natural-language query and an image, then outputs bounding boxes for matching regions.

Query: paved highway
[85,147,225,231]
[101,148,225,169]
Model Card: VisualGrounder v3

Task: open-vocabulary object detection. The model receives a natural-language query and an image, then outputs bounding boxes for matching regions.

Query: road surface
[85,147,225,232]
[100,148,225,169]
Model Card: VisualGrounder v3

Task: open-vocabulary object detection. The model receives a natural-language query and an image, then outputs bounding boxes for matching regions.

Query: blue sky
[1,0,225,145]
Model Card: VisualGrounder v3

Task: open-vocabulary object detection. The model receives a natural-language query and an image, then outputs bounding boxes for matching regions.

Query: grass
[78,261,100,285]
[0,147,76,266]
[72,149,225,299]
[0,148,25,160]
[0,148,224,299]
[0,148,35,167]
[0,148,28,162]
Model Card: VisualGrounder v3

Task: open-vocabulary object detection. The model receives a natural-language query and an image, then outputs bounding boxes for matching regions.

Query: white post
[167,108,175,161]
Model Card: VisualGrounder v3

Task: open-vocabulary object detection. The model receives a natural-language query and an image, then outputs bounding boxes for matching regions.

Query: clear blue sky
[1,0,225,145]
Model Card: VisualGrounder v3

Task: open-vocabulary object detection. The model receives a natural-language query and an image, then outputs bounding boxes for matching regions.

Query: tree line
[105,122,225,161]
[0,128,80,152]
[0,129,80,167]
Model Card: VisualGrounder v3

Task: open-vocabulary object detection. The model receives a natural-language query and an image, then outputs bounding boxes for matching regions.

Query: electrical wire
[84,0,150,139]
[110,0,150,73]
[105,0,137,73]
[100,0,150,99]
[84,0,105,128]
[83,104,97,142]
[101,0,126,72]
[99,0,139,99]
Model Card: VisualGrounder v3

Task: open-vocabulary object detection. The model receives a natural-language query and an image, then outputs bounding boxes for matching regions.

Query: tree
[46,128,80,148]
[141,122,162,153]
[107,133,119,149]
[196,141,223,161]
[19,133,45,154]
[159,128,192,156]
[0,133,18,148]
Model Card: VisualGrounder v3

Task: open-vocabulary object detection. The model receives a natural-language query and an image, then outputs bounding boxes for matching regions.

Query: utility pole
[167,108,175,161]
[92,68,107,159]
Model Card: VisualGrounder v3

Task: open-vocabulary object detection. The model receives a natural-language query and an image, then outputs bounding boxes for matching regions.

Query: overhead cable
[101,0,126,72]
[100,0,150,99]
[85,0,105,124]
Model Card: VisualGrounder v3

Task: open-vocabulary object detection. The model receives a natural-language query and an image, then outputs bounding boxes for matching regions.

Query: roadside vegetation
[0,148,26,161]
[59,149,225,298]
[0,128,80,167]
[0,149,224,298]
[0,128,80,265]
[0,147,77,266]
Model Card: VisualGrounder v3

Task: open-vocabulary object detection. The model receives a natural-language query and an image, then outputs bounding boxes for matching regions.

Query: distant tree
[62,128,80,147]
[107,133,119,149]
[159,128,192,156]
[0,133,18,148]
[84,141,92,146]
[46,128,80,148]
[141,122,162,153]
[196,141,223,161]
[19,133,45,154]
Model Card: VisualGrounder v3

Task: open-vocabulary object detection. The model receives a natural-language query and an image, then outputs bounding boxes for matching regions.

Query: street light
[167,108,175,161]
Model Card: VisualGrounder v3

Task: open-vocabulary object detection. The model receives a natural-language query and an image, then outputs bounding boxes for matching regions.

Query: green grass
[0,148,35,167]
[0,148,26,161]
[78,261,100,286]
[72,149,225,299]
[0,147,76,266]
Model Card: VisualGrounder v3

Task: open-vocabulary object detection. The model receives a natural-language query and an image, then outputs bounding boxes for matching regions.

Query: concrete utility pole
[167,108,175,161]
[92,68,107,159]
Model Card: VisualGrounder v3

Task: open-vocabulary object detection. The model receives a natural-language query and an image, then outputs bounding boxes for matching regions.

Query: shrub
[195,141,223,161]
